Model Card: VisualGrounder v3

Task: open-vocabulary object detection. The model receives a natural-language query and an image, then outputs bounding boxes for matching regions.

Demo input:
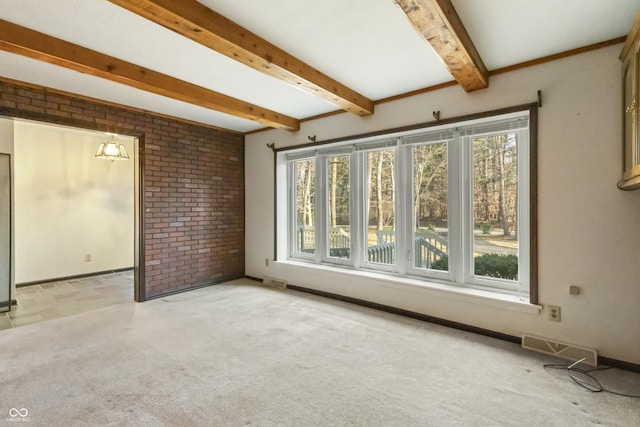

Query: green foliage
[474,222,492,234]
[429,253,518,280]
[474,254,518,280]
[430,256,448,271]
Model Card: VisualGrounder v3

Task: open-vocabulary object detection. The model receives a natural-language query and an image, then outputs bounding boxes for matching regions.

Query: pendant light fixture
[95,139,129,161]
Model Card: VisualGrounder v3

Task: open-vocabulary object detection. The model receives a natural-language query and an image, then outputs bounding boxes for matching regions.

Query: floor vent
[262,277,288,289]
[522,335,598,366]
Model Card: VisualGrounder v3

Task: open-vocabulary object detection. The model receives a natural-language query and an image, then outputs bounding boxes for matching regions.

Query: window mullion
[517,128,530,295]
[396,144,409,275]
[288,161,296,259]
[447,133,465,284]
[352,152,364,269]
[462,134,475,285]
[315,155,326,263]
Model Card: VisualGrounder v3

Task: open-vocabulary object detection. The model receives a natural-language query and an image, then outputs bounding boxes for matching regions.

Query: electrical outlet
[84,254,91,262]
[265,258,270,267]
[548,305,561,322]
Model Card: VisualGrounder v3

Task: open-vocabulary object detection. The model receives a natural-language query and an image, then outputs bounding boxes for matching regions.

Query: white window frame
[462,128,530,294]
[288,154,316,261]
[318,151,354,266]
[359,144,399,273]
[281,107,535,300]
[403,138,454,283]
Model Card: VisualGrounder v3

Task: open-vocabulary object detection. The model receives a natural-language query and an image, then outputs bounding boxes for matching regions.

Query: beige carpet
[0,278,638,426]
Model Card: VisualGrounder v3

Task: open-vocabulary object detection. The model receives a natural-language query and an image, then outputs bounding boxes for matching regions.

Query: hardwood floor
[0,270,133,331]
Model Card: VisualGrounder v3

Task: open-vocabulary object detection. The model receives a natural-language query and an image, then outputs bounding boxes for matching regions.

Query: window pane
[413,143,448,271]
[295,159,315,254]
[366,150,395,265]
[327,155,350,259]
[472,133,519,280]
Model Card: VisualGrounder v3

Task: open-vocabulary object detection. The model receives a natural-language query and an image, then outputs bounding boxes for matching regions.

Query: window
[282,107,536,301]
[412,141,449,272]
[326,154,350,260]
[365,149,396,267]
[471,132,519,281]
[291,157,315,256]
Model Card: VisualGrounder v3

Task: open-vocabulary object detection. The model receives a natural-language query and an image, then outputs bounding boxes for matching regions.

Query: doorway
[1,119,142,328]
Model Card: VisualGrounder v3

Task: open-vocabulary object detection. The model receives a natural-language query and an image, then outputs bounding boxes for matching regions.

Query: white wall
[245,44,640,365]
[0,118,15,301]
[14,121,134,283]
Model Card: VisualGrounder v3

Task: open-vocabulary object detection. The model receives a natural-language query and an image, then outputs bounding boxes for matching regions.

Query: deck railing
[297,225,315,253]
[367,242,395,264]
[329,227,350,250]
[296,226,448,267]
[414,233,448,269]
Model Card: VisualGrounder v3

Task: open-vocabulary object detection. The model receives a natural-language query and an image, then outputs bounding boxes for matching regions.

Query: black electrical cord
[544,358,640,398]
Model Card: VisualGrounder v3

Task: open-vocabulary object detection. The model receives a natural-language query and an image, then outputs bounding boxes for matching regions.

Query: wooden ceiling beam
[108,0,374,116]
[0,19,300,131]
[396,0,489,92]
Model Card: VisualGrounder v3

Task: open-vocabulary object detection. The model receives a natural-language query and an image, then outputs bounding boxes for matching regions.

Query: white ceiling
[0,0,638,133]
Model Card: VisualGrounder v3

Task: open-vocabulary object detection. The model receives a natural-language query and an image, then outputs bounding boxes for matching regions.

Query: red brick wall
[0,79,245,299]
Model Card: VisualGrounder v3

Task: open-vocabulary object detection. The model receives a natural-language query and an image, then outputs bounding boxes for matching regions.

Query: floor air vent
[522,335,598,366]
[262,277,288,289]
